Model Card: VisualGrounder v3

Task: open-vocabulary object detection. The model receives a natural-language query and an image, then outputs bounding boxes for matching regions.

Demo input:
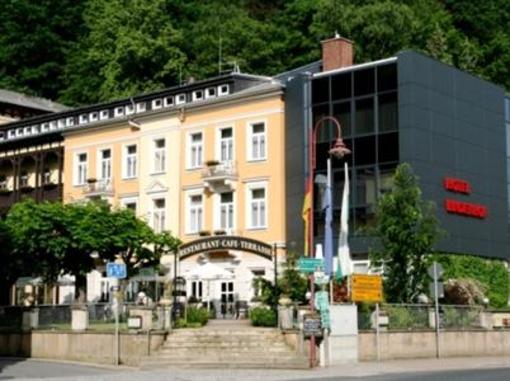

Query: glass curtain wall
[312,63,399,238]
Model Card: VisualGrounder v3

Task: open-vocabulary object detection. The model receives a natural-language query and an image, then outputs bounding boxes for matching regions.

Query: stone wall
[0,330,167,367]
[359,330,510,361]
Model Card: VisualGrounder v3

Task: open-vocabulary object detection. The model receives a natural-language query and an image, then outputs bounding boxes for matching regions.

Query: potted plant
[205,159,220,167]
[214,229,226,236]
[199,230,211,236]
[87,178,97,184]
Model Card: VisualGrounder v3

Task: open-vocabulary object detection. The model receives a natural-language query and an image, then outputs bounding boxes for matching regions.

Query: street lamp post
[307,115,350,367]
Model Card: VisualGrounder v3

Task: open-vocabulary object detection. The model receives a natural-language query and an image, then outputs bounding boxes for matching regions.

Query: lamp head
[329,138,351,158]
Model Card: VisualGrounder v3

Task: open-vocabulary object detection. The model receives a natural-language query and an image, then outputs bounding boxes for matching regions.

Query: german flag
[302,180,312,256]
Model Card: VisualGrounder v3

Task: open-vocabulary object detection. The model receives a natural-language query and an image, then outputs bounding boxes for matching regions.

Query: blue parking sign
[106,263,127,279]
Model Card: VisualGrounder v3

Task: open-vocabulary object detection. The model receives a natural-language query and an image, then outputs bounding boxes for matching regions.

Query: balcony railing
[83,179,114,197]
[201,161,238,192]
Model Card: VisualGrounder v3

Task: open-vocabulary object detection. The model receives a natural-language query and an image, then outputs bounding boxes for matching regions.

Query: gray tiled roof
[0,89,69,112]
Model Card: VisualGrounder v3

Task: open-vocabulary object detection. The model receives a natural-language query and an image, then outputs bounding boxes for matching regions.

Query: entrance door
[220,281,234,318]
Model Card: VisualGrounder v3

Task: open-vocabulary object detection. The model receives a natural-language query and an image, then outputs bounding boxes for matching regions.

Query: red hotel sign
[443,177,487,219]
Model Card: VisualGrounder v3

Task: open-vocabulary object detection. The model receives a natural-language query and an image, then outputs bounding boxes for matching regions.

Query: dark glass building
[284,44,509,260]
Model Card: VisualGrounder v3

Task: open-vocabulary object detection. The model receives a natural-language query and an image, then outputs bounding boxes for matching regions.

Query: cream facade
[62,77,287,308]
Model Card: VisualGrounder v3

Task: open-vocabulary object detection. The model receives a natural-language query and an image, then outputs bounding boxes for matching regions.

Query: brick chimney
[321,35,354,72]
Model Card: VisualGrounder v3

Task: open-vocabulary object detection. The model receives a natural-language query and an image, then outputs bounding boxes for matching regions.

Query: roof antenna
[218,35,222,75]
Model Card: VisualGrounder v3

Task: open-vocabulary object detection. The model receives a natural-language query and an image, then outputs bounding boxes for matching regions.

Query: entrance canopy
[179,236,273,261]
[187,261,234,280]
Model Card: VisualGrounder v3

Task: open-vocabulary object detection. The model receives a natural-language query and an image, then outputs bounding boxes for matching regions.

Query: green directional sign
[298,257,324,273]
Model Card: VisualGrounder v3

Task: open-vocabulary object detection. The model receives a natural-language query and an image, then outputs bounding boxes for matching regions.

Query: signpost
[303,314,322,338]
[106,262,127,366]
[428,262,443,359]
[351,274,383,303]
[298,257,324,273]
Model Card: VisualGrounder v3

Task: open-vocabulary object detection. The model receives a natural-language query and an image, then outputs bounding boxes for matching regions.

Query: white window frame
[136,102,146,113]
[152,137,166,174]
[57,119,65,129]
[218,84,229,96]
[187,131,203,169]
[151,197,166,233]
[114,107,124,117]
[66,117,75,127]
[97,147,112,181]
[186,191,204,234]
[100,110,109,120]
[245,181,268,230]
[246,120,267,162]
[215,192,235,232]
[192,90,204,101]
[163,96,174,107]
[205,87,216,99]
[216,126,234,163]
[152,99,163,110]
[120,197,138,214]
[125,104,135,115]
[79,114,88,125]
[89,112,99,122]
[123,143,138,179]
[74,151,88,186]
[176,94,186,105]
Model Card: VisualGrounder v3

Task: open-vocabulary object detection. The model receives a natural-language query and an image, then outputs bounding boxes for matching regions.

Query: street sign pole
[114,292,119,366]
[375,302,380,363]
[310,272,315,368]
[433,262,440,359]
[106,262,127,366]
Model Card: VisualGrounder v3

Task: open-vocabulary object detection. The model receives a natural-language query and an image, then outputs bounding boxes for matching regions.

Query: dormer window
[49,121,57,130]
[89,112,99,122]
[136,103,146,113]
[152,99,163,110]
[41,123,49,132]
[24,127,31,135]
[192,90,204,101]
[79,114,88,124]
[8,130,15,139]
[218,84,229,96]
[16,128,23,137]
[206,88,216,99]
[57,119,65,129]
[31,125,39,134]
[100,110,109,120]
[114,106,124,117]
[0,132,4,141]
[66,117,75,127]
[164,96,174,107]
[176,94,186,105]
[125,104,135,115]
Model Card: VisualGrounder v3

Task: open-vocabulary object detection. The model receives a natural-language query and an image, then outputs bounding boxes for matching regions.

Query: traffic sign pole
[433,262,441,359]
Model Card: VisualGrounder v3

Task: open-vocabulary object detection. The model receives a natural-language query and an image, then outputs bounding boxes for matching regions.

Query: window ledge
[246,158,267,163]
[245,226,267,231]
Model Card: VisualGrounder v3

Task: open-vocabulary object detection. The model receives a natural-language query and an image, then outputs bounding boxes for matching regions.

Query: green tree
[0,220,18,305]
[370,163,443,303]
[61,0,186,105]
[0,0,85,100]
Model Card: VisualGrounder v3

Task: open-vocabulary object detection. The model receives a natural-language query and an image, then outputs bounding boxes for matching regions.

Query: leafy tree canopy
[0,0,509,105]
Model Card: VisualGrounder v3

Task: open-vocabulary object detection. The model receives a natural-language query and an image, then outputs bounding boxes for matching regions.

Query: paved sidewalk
[2,356,510,381]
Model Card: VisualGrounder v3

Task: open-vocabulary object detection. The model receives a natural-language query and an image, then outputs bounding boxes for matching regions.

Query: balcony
[83,178,114,198]
[202,161,238,192]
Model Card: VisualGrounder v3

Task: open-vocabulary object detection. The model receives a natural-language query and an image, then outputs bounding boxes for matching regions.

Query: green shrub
[175,318,187,328]
[386,305,428,330]
[186,307,209,326]
[249,306,276,327]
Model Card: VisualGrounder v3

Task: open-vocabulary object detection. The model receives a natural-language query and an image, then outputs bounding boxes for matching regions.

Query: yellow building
[61,74,286,309]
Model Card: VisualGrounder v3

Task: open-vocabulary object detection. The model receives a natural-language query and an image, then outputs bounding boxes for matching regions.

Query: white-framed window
[89,112,99,122]
[41,123,49,132]
[205,87,216,99]
[187,193,203,234]
[218,127,233,162]
[49,121,57,130]
[152,198,166,233]
[246,182,267,229]
[57,119,65,129]
[176,94,186,105]
[125,104,135,115]
[98,148,112,180]
[31,125,39,134]
[248,122,266,161]
[121,197,138,213]
[100,110,109,120]
[66,117,75,127]
[219,192,234,230]
[153,138,166,173]
[123,144,137,179]
[79,114,88,124]
[23,127,31,136]
[192,90,204,101]
[218,84,229,96]
[188,132,203,169]
[163,96,174,107]
[152,99,163,110]
[114,106,124,117]
[136,102,146,113]
[191,281,203,299]
[75,152,88,186]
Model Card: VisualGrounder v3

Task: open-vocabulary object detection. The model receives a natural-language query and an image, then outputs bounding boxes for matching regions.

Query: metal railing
[201,161,238,179]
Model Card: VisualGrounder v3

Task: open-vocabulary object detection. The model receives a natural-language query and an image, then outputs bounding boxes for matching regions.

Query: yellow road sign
[351,274,383,303]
